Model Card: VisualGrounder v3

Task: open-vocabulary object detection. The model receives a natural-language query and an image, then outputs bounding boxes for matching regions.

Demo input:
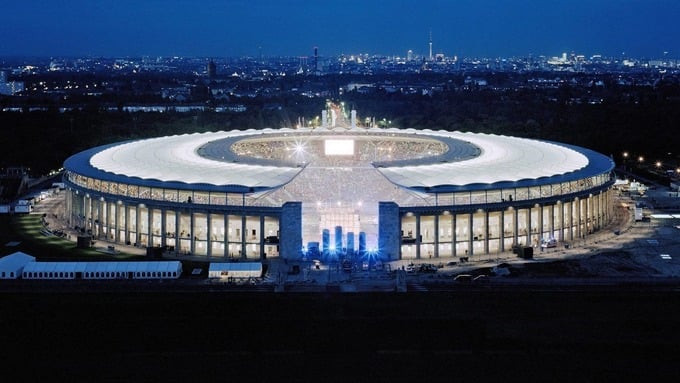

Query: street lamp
[638,156,644,163]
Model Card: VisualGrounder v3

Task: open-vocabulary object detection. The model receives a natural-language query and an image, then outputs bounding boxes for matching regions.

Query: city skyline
[1,0,679,59]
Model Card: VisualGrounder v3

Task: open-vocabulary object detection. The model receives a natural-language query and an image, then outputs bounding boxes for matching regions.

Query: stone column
[538,205,544,242]
[88,196,94,232]
[451,214,457,257]
[124,205,130,245]
[175,212,180,253]
[98,199,104,238]
[224,213,229,258]
[161,209,167,248]
[241,215,246,259]
[598,192,603,229]
[558,202,564,242]
[583,195,593,237]
[114,202,120,243]
[468,213,473,256]
[483,210,489,254]
[575,198,581,239]
[434,214,440,258]
[135,206,141,246]
[526,207,532,246]
[567,200,573,241]
[378,202,400,261]
[415,214,421,259]
[259,215,265,260]
[513,207,519,246]
[499,210,505,252]
[206,212,212,257]
[148,208,153,247]
[190,211,195,255]
[280,202,302,260]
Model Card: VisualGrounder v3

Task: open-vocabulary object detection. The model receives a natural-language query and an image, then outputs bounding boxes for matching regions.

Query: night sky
[1,0,679,58]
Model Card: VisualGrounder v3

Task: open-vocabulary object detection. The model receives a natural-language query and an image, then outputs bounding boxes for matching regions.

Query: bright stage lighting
[324,139,354,156]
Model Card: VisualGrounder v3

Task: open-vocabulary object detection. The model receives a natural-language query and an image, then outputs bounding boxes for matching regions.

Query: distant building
[207,60,217,78]
[0,71,24,95]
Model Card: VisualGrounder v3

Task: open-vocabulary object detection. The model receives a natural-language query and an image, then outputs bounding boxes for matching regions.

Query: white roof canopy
[377,131,589,187]
[86,128,592,190]
[90,131,301,188]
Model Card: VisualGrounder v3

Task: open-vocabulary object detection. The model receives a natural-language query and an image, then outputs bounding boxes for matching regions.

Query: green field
[0,214,142,261]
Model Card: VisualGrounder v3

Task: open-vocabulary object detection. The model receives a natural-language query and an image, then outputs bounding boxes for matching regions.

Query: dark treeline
[0,98,324,175]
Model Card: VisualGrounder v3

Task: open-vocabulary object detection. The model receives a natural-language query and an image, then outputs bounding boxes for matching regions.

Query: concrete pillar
[280,202,302,260]
[148,208,153,247]
[135,206,141,246]
[88,196,94,231]
[241,215,246,259]
[190,211,195,255]
[583,196,593,237]
[538,205,544,242]
[378,202,398,261]
[206,212,212,257]
[415,214,421,259]
[114,202,120,243]
[259,215,265,260]
[452,213,457,257]
[161,209,167,248]
[468,213,473,256]
[64,189,70,225]
[499,210,505,252]
[526,207,532,246]
[124,205,130,244]
[434,214,440,258]
[82,195,87,229]
[558,202,564,242]
[483,211,489,254]
[598,192,603,229]
[567,200,573,241]
[575,198,581,239]
[549,204,555,238]
[98,199,104,238]
[175,212,180,254]
[224,213,229,258]
[378,202,400,261]
[513,208,519,246]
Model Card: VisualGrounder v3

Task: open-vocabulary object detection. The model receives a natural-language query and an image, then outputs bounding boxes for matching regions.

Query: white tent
[0,252,36,279]
[209,262,262,279]
[22,261,182,280]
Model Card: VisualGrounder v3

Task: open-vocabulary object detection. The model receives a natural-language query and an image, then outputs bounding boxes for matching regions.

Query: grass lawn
[0,214,143,261]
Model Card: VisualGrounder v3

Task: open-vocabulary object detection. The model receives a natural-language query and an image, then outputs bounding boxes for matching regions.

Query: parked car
[453,274,473,283]
[473,275,489,283]
[541,238,557,248]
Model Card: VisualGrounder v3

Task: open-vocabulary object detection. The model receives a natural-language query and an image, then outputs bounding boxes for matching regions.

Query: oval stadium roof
[64,128,614,194]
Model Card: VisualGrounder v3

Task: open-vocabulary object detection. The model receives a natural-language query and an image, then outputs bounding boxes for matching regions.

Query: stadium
[63,112,615,262]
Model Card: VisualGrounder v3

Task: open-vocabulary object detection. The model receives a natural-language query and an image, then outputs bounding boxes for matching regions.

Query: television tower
[428,29,433,61]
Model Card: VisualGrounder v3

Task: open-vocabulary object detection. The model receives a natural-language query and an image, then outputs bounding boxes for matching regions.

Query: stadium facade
[63,124,615,261]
